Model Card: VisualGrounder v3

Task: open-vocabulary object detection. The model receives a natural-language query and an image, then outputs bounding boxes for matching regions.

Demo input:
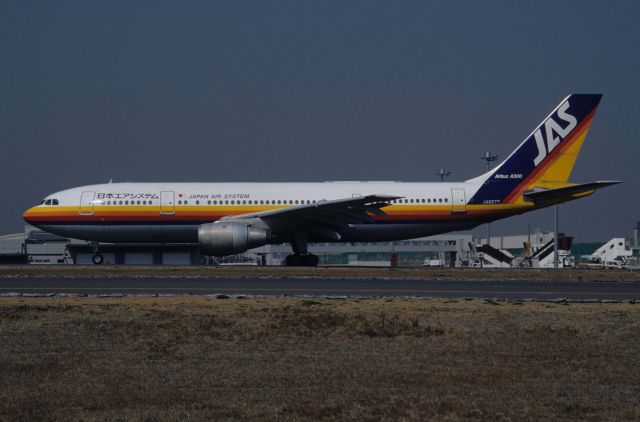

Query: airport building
[229,234,473,267]
[0,226,474,267]
[0,224,637,268]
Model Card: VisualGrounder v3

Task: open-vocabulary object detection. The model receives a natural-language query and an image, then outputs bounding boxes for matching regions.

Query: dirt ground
[1,265,639,282]
[1,296,639,421]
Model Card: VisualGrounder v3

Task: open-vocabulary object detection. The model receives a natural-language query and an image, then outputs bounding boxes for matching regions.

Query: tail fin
[468,94,602,205]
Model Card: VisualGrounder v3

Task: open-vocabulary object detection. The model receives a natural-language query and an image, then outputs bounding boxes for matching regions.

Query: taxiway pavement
[1,277,639,300]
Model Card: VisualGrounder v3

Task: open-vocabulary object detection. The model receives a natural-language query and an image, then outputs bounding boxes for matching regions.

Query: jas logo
[533,101,577,166]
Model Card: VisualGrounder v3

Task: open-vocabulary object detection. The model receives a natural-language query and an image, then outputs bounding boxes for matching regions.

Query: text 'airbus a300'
[23,94,619,266]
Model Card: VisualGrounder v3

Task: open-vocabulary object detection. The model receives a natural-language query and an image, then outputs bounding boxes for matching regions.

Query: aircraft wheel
[303,254,319,267]
[285,254,303,266]
[92,253,104,265]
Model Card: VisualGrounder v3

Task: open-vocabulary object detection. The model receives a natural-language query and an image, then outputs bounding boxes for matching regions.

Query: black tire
[303,254,319,267]
[92,254,104,265]
[285,254,303,266]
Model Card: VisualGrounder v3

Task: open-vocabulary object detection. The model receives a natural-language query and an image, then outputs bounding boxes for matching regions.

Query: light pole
[554,204,559,269]
[435,168,451,182]
[479,152,498,245]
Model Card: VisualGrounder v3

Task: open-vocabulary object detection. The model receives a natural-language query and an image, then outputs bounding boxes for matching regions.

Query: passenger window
[196,200,200,205]
[119,201,123,205]
[231,200,235,204]
[439,198,443,203]
[445,198,448,203]
[52,199,59,205]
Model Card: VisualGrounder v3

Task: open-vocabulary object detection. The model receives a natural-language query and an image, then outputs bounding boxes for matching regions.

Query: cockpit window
[52,199,59,205]
[45,199,52,205]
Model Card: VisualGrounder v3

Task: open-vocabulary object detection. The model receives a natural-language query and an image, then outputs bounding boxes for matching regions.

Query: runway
[1,277,640,300]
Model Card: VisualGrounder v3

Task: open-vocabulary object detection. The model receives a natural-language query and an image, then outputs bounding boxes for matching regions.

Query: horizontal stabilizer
[523,181,621,204]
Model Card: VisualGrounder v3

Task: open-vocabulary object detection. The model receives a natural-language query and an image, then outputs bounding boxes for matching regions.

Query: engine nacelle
[198,222,269,256]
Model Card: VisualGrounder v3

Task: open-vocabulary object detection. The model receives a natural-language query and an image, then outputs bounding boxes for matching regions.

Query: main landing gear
[284,231,319,266]
[285,253,319,267]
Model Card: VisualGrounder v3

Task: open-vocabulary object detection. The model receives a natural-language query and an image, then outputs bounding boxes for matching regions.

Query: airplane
[23,94,619,266]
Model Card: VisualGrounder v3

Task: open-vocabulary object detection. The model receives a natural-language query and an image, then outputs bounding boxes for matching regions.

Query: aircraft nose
[23,207,37,225]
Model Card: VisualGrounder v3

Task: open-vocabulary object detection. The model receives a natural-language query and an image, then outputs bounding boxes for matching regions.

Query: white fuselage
[24,181,512,244]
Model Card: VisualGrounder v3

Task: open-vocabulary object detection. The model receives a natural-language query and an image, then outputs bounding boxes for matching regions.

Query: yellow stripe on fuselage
[25,203,536,221]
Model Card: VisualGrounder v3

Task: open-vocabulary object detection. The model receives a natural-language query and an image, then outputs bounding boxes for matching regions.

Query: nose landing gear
[91,253,104,265]
[88,242,104,265]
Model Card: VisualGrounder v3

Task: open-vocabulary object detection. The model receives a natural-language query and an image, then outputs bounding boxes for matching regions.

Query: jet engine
[198,222,269,256]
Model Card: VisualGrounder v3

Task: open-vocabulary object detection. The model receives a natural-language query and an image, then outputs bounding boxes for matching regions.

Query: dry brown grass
[1,297,639,421]
[1,265,639,281]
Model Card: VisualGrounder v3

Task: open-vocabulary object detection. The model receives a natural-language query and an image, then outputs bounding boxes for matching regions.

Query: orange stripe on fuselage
[24,203,533,224]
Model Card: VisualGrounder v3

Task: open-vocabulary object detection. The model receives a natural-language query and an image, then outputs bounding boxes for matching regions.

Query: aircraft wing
[523,181,621,205]
[221,194,401,240]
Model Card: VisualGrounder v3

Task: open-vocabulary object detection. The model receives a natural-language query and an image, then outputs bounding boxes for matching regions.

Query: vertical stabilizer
[467,94,602,205]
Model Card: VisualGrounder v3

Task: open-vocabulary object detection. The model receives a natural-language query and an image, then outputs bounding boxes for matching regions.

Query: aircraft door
[160,191,175,215]
[451,188,466,214]
[79,191,96,216]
